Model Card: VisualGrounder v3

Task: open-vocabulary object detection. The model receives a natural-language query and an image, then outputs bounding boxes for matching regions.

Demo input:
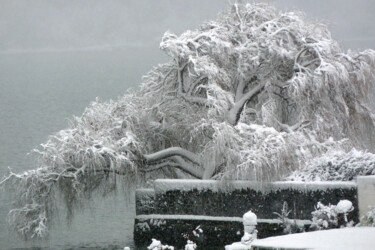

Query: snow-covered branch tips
[2,2,375,239]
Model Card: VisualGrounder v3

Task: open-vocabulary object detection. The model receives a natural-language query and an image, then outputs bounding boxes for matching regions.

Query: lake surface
[0,46,165,249]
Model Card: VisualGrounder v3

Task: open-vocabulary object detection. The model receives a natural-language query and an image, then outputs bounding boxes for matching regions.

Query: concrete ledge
[357,176,375,218]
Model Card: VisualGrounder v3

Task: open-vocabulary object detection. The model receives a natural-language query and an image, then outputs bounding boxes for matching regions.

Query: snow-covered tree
[2,2,375,239]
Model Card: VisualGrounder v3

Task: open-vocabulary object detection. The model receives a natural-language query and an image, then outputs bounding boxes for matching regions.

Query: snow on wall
[136,214,244,222]
[135,214,312,226]
[153,179,356,194]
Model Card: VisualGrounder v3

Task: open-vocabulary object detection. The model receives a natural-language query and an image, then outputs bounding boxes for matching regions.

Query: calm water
[0,46,165,249]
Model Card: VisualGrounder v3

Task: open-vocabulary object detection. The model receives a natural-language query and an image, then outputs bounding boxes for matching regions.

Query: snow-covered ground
[251,227,375,250]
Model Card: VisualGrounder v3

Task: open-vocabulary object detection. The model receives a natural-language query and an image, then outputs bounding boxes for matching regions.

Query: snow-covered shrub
[311,202,339,230]
[147,226,201,250]
[360,206,375,227]
[311,200,354,230]
[147,238,174,250]
[287,149,375,181]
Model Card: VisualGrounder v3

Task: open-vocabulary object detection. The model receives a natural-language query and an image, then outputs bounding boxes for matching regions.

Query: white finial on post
[225,210,258,249]
[241,210,258,245]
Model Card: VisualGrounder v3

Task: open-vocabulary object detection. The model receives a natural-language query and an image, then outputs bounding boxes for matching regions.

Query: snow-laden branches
[144,147,202,166]
[286,149,375,182]
[227,81,266,125]
[2,2,375,239]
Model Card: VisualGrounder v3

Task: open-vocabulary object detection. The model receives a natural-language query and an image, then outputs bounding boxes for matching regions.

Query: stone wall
[134,179,358,248]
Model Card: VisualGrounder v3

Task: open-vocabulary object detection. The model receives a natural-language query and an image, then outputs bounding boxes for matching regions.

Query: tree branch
[274,117,311,133]
[177,61,189,94]
[141,156,204,179]
[144,147,203,166]
[179,92,209,106]
[174,62,209,106]
[235,77,246,102]
[227,82,266,125]
[187,76,208,96]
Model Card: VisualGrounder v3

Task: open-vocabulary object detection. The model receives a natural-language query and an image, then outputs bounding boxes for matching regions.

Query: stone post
[357,176,375,218]
[241,210,258,245]
[225,211,258,249]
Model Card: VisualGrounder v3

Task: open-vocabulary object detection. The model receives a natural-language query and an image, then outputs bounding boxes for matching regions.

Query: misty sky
[1,0,375,53]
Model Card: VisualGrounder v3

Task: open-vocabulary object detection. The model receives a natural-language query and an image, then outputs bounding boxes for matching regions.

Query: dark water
[0,46,165,249]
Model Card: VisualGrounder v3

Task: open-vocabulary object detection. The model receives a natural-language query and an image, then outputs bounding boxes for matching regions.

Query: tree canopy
[2,2,375,239]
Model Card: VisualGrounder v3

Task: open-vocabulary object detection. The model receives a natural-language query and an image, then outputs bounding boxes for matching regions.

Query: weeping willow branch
[144,147,203,166]
[140,156,204,179]
[227,82,266,125]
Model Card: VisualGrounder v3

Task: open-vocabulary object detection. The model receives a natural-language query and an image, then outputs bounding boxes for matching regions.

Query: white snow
[136,188,155,198]
[137,214,242,222]
[185,240,197,250]
[243,211,257,225]
[251,227,375,250]
[271,181,356,192]
[225,242,251,250]
[286,149,375,182]
[241,231,257,244]
[154,179,260,193]
[147,238,174,250]
[147,239,162,250]
[154,179,356,194]
[361,207,375,227]
[225,211,257,249]
[135,214,312,225]
[335,200,353,214]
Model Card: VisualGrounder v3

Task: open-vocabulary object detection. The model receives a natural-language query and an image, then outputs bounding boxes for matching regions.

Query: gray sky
[1,0,375,53]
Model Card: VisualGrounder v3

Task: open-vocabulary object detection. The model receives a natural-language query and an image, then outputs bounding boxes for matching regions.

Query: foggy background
[0,0,374,249]
[1,0,375,53]
[1,0,374,170]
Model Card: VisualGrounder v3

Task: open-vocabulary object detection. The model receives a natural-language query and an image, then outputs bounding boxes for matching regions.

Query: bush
[310,200,354,230]
[360,206,375,227]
